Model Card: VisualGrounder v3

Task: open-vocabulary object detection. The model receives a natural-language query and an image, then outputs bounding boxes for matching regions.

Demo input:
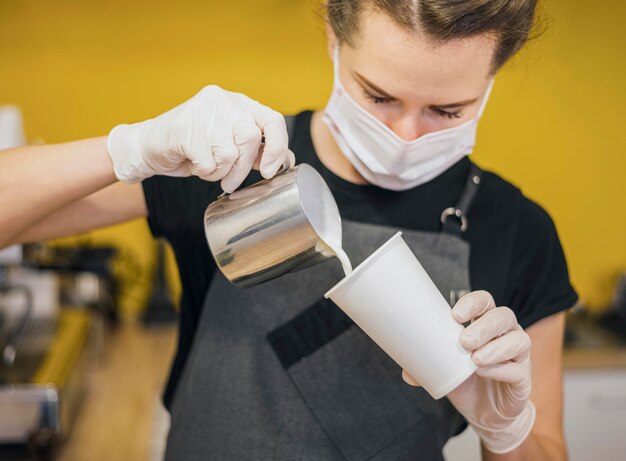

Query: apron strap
[440,163,483,236]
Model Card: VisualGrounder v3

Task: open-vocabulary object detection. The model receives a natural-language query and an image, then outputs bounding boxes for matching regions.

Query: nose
[388,114,427,141]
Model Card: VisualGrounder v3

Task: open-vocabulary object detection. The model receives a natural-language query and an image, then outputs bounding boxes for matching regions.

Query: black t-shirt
[143,110,578,409]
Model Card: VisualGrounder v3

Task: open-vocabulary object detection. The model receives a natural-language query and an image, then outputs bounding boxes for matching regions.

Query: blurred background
[0,0,624,460]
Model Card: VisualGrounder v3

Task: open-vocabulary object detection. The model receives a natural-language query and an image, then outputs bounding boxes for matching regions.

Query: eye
[432,107,463,119]
[362,89,392,104]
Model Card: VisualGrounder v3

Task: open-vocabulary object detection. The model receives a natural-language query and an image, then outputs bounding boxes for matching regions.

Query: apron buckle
[440,207,468,232]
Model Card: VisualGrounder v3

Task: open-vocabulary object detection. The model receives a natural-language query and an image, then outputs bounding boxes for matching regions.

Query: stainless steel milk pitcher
[204,164,342,288]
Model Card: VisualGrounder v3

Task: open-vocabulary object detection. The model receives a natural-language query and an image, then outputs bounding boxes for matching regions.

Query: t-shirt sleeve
[142,176,167,238]
[141,175,221,239]
[506,198,578,329]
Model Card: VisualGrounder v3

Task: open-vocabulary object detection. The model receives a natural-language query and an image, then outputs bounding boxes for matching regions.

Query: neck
[310,111,370,185]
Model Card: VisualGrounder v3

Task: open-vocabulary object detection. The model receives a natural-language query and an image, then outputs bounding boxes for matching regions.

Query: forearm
[481,430,567,461]
[0,137,116,248]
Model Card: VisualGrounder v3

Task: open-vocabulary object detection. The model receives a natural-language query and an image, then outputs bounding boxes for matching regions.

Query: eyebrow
[354,72,398,100]
[353,71,479,108]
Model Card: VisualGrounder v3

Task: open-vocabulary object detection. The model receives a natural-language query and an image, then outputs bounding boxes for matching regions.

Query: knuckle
[189,154,217,178]
[476,290,496,307]
[511,332,531,361]
[196,85,224,105]
[192,164,216,178]
[199,84,220,96]
[214,151,238,166]
[234,125,262,145]
[218,150,239,167]
[498,306,516,323]
[459,332,473,349]
[269,110,287,124]
[204,166,229,181]
[262,115,288,136]
[225,150,239,162]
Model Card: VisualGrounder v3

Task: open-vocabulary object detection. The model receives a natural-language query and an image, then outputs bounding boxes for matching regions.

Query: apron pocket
[268,298,425,461]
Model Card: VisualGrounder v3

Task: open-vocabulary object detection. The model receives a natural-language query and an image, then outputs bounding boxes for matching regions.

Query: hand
[402,291,536,454]
[106,85,295,192]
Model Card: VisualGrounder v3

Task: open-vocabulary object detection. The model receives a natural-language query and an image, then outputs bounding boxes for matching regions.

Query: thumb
[402,370,422,387]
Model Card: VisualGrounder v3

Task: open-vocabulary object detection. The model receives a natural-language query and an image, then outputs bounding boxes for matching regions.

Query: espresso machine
[0,245,92,461]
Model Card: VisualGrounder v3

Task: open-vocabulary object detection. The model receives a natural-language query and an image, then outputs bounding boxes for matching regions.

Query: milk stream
[321,234,353,276]
[334,248,353,276]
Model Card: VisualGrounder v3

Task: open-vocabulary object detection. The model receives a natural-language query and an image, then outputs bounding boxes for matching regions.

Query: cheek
[422,114,455,133]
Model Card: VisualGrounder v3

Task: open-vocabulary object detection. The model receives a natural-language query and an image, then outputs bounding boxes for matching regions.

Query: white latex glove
[403,290,536,454]
[106,85,295,192]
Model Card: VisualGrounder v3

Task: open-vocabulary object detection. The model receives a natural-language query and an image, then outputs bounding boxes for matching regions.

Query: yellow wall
[1,0,624,314]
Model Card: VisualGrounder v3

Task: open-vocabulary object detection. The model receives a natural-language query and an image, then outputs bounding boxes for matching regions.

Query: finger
[475,362,531,388]
[471,328,531,367]
[186,148,218,181]
[460,306,519,352]
[252,102,290,178]
[401,370,421,387]
[253,147,295,172]
[203,139,239,182]
[452,290,496,324]
[166,160,195,178]
[221,114,263,193]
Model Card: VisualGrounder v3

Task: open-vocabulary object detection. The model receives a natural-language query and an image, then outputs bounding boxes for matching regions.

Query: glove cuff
[107,123,154,183]
[472,400,537,455]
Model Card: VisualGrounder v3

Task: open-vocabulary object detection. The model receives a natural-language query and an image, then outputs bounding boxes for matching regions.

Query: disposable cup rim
[429,360,477,400]
[324,231,404,299]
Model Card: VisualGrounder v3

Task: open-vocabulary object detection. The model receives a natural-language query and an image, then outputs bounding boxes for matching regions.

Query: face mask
[323,48,494,190]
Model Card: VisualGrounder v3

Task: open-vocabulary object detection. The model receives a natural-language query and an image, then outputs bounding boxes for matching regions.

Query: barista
[0,0,577,458]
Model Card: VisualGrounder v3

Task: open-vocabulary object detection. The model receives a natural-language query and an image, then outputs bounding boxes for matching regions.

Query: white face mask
[323,48,494,190]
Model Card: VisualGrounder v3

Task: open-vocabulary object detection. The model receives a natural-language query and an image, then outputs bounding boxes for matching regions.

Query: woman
[0,0,575,459]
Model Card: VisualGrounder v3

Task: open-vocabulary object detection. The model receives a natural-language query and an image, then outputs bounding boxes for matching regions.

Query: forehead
[348,9,496,100]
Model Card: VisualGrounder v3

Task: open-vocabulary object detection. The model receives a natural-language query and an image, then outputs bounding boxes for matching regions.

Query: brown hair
[327,0,538,72]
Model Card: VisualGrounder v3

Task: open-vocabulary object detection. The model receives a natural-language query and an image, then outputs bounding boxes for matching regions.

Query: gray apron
[165,166,483,461]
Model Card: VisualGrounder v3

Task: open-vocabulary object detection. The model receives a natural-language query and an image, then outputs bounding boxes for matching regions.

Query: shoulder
[477,168,577,327]
[478,168,558,247]
[471,167,556,234]
[473,168,523,215]
[467,165,577,326]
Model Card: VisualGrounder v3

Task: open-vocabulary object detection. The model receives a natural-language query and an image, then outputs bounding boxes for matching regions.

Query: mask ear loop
[332,45,342,86]
[476,79,495,119]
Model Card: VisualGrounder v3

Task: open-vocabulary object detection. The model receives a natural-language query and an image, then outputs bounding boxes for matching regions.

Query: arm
[482,312,567,461]
[15,181,147,245]
[0,137,119,248]
[1,85,293,248]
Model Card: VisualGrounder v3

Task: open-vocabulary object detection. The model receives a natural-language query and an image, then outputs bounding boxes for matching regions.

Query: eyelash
[432,107,463,119]
[362,90,391,105]
[362,89,463,119]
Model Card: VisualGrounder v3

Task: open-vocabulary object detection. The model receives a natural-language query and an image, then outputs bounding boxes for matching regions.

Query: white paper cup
[324,232,476,399]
